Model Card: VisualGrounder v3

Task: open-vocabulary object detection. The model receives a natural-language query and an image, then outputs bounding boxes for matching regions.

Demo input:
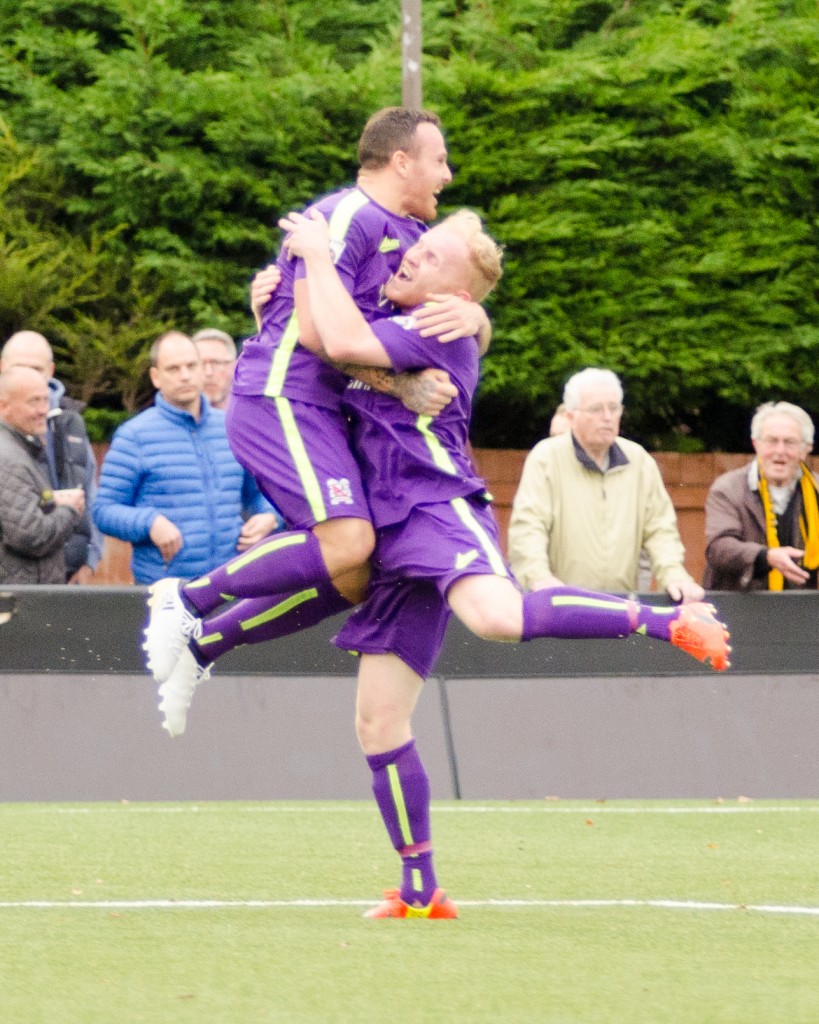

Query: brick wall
[90,444,813,588]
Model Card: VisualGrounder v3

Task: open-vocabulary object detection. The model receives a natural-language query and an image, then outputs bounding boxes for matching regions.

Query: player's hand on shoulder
[278,208,330,260]
[415,294,488,346]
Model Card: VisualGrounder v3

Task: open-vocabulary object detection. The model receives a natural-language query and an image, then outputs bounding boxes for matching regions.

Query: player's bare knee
[356,712,385,755]
[314,518,375,574]
[462,603,521,642]
[449,578,524,641]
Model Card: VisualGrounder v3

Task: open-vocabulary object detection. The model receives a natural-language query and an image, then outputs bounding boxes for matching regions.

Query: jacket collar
[571,431,629,474]
[0,419,46,456]
[154,391,209,427]
[47,377,65,409]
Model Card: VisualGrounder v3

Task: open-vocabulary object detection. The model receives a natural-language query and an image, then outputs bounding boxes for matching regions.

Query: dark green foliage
[0,0,816,447]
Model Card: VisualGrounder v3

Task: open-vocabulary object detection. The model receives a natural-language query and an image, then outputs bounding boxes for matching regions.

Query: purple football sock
[182,530,329,616]
[522,586,683,644]
[191,577,353,663]
[633,602,682,642]
[366,739,437,907]
[521,586,637,641]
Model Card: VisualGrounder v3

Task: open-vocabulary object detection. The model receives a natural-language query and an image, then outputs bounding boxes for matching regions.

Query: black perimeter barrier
[0,586,817,800]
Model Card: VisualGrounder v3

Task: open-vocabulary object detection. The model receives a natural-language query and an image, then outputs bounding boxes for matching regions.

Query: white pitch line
[1,898,818,916]
[20,804,819,816]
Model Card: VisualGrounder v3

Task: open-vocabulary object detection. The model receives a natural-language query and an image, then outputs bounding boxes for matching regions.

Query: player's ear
[392,149,410,178]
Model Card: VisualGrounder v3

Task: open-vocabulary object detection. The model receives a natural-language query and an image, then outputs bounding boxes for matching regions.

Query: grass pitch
[2,800,818,1024]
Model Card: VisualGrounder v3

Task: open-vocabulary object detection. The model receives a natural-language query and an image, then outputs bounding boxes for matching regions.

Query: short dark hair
[357,107,442,170]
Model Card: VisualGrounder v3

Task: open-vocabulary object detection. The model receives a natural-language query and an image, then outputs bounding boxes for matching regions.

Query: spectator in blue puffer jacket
[94,331,283,584]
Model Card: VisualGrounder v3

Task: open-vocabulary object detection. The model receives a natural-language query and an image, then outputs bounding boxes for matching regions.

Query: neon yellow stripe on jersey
[416,415,458,475]
[264,310,300,397]
[225,532,309,576]
[328,188,370,243]
[265,190,368,398]
[386,764,414,845]
[451,497,508,577]
[275,396,328,521]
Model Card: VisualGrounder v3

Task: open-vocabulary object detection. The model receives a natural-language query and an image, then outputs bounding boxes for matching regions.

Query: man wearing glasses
[192,328,236,411]
[704,401,819,590]
[508,367,703,602]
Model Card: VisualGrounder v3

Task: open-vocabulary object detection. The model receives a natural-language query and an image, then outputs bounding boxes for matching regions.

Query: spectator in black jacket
[0,367,85,583]
[1,331,103,583]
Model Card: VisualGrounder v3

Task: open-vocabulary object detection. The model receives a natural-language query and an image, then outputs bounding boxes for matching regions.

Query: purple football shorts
[333,497,510,678]
[226,392,371,529]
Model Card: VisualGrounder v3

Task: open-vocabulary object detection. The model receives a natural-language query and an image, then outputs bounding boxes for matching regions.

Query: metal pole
[401,0,422,109]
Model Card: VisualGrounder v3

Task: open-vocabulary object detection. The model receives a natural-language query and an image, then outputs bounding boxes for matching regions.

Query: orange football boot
[669,601,731,671]
[363,888,459,920]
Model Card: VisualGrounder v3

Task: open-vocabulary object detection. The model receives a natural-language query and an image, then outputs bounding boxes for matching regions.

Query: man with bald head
[0,366,85,583]
[1,330,102,583]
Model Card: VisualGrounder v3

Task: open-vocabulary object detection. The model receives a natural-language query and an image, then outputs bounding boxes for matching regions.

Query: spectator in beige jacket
[508,368,702,602]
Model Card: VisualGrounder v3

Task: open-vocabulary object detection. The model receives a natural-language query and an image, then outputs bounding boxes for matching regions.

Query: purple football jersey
[232,187,425,411]
[342,310,490,528]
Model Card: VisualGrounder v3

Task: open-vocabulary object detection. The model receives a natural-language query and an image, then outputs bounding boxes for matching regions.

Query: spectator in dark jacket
[93,331,282,584]
[0,367,85,583]
[704,401,819,591]
[1,330,103,583]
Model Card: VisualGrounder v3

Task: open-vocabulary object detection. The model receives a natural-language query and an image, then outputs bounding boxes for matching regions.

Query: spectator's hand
[150,514,183,563]
[237,513,281,551]
[53,488,85,515]
[666,578,705,603]
[250,264,282,329]
[767,545,809,585]
[530,574,566,591]
[67,565,94,586]
[393,369,457,417]
[415,295,488,346]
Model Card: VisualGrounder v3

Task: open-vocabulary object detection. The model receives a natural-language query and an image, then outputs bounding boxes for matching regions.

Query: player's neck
[356,171,408,217]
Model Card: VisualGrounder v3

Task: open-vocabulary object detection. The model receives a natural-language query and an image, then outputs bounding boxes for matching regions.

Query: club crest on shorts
[326,477,354,505]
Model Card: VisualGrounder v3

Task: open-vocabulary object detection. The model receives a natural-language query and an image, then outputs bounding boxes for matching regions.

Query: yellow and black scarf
[757,461,819,589]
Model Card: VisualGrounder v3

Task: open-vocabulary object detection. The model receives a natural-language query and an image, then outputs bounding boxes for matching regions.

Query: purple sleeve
[372,318,448,373]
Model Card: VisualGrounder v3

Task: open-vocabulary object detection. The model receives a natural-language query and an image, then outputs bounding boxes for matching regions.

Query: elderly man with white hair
[508,367,703,602]
[704,401,819,590]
